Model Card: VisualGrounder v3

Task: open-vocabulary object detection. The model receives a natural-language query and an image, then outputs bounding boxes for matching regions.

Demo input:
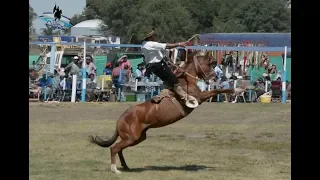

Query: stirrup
[184,95,199,108]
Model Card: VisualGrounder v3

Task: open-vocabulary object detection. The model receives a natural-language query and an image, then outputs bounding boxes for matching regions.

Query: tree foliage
[40,26,60,36]
[77,0,291,42]
[29,4,37,38]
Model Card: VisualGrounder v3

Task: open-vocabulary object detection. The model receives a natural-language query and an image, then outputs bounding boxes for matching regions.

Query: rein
[167,54,211,82]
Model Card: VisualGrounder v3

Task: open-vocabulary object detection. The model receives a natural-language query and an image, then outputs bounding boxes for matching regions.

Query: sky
[30,0,86,33]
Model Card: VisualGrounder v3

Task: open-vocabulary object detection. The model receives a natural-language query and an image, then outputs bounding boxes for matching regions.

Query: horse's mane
[185,50,212,63]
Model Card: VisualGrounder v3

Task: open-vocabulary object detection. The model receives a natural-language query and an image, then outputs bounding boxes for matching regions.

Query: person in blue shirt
[103,62,112,75]
[219,76,230,89]
[38,74,54,100]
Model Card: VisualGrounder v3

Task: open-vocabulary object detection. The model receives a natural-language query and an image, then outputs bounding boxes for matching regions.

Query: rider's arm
[65,62,73,69]
[165,42,186,49]
[148,41,186,50]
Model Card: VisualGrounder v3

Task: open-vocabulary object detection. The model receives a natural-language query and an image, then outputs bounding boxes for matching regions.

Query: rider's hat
[142,28,156,41]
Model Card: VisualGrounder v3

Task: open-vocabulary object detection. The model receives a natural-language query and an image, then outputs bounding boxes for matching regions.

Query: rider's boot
[173,84,199,108]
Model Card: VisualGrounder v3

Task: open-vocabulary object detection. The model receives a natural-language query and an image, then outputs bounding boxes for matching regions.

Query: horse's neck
[176,62,200,92]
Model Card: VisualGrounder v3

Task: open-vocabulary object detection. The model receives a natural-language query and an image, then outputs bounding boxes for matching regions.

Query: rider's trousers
[146,60,178,87]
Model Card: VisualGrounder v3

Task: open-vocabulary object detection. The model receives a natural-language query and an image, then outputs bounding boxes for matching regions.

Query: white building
[71,19,120,44]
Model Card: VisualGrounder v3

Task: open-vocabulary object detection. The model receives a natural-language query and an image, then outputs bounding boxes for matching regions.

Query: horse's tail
[89,128,119,148]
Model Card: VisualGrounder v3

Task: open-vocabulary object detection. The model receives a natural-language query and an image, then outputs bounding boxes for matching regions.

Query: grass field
[29,102,291,180]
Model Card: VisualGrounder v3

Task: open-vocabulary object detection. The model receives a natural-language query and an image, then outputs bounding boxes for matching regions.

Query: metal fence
[29,41,291,103]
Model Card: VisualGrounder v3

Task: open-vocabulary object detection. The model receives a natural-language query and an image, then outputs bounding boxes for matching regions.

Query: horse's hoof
[88,136,94,143]
[111,164,122,174]
[122,166,130,171]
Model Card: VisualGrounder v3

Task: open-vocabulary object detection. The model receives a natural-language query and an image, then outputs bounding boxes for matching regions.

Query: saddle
[151,89,173,103]
[151,89,187,116]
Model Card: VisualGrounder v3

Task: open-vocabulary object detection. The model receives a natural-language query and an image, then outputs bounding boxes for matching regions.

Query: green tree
[231,0,291,32]
[179,0,218,33]
[40,26,60,36]
[96,0,196,42]
[29,4,37,38]
[75,0,291,41]
[211,0,291,32]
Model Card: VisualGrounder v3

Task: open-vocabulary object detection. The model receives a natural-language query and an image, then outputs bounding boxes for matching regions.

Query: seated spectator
[286,81,291,100]
[218,76,230,89]
[38,74,54,100]
[86,73,98,101]
[103,62,112,75]
[135,64,143,81]
[219,76,230,102]
[267,64,277,75]
[29,69,39,81]
[87,73,97,88]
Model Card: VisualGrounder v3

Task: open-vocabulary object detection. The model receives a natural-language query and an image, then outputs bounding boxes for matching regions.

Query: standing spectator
[112,62,121,89]
[65,56,81,77]
[118,55,131,69]
[86,56,96,77]
[123,64,131,82]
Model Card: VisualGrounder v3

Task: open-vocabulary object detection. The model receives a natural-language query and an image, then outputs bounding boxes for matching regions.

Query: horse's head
[186,50,217,83]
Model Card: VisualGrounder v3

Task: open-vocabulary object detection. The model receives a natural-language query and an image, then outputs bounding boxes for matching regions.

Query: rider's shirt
[141,41,167,64]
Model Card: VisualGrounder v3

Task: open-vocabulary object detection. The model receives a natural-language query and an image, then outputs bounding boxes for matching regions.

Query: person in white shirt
[141,28,198,108]
[214,65,223,78]
[85,56,97,77]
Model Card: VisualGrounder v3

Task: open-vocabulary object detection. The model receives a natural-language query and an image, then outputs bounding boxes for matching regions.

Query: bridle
[167,52,215,82]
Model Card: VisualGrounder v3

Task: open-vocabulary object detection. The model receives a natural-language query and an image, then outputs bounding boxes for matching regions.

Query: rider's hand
[178,42,188,47]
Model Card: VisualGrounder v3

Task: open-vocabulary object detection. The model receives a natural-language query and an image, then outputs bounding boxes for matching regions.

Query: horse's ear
[206,51,213,63]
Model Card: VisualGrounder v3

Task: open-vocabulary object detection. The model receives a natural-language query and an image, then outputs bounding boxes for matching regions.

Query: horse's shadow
[120,164,215,172]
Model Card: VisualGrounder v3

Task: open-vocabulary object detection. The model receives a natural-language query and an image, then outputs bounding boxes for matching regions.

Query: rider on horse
[141,28,198,108]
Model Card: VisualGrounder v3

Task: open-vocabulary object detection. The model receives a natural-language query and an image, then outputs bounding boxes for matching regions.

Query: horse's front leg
[199,89,235,102]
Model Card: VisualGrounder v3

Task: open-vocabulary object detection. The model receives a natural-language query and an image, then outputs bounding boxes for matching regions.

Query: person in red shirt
[112,62,121,89]
[118,55,131,69]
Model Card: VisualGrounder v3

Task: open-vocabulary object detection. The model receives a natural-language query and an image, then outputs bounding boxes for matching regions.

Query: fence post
[81,40,87,102]
[44,66,48,101]
[217,73,221,102]
[50,43,56,74]
[249,70,253,101]
[281,46,287,103]
[71,75,77,102]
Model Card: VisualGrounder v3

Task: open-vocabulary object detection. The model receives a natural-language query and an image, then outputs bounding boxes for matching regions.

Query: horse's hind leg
[117,129,148,171]
[110,139,135,174]
[118,150,129,170]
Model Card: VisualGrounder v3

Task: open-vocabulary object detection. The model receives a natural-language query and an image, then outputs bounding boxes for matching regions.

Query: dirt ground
[29,102,291,180]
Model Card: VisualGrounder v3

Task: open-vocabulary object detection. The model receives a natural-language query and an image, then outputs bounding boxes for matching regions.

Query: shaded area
[120,164,215,172]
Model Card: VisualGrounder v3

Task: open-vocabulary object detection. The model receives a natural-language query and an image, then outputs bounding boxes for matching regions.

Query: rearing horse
[89,50,235,174]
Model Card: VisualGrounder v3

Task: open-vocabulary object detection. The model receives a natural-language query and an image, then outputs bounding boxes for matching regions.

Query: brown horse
[89,50,235,174]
